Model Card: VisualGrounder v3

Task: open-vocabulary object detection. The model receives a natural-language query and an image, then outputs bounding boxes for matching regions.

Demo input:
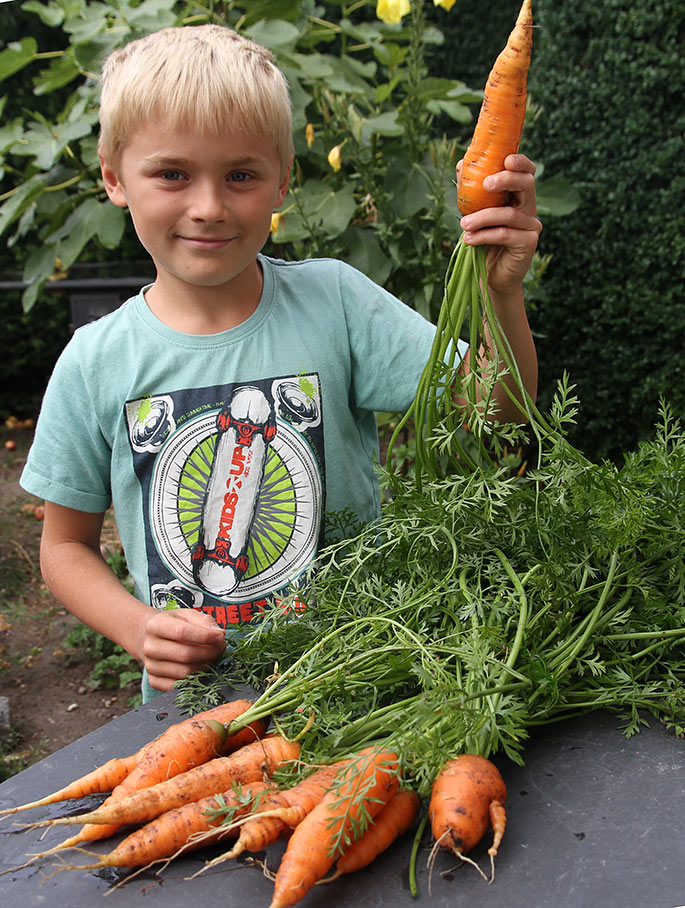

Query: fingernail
[461,216,473,229]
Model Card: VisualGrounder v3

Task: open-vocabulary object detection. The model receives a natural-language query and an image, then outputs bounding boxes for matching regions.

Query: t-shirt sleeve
[20,338,113,513]
[336,261,468,414]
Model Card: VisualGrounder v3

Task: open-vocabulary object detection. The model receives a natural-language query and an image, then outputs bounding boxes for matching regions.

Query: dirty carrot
[326,788,421,879]
[457,0,533,215]
[32,735,301,832]
[65,781,271,871]
[269,747,400,908]
[115,718,227,795]
[428,753,507,880]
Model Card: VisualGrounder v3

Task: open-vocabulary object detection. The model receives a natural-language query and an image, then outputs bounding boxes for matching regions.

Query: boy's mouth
[178,234,235,249]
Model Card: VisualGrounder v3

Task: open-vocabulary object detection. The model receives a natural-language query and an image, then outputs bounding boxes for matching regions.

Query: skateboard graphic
[190,386,276,597]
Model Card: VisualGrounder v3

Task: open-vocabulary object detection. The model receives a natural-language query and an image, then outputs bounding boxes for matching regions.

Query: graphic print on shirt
[124,375,324,628]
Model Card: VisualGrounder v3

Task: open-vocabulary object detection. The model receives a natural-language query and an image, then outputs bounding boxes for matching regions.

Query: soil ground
[0,421,140,779]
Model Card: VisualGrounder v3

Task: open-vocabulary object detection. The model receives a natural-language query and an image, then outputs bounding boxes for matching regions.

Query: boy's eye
[161,170,185,182]
[228,171,250,183]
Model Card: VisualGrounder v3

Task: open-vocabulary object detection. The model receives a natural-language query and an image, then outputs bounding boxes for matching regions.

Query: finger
[147,609,226,646]
[503,153,537,175]
[461,204,542,238]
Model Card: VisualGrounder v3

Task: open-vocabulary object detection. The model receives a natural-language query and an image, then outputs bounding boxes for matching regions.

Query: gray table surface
[0,693,683,908]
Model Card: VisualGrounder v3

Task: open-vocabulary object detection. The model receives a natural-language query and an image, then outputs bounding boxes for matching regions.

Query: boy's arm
[40,502,226,693]
[458,153,541,423]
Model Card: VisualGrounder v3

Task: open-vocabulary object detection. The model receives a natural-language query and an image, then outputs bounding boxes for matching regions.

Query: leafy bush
[522,0,685,461]
[1,0,574,318]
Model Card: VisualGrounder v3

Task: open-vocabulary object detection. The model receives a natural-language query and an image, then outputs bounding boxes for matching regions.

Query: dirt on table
[0,419,140,777]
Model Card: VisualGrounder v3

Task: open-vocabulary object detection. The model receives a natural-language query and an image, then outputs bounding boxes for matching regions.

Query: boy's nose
[189,182,227,222]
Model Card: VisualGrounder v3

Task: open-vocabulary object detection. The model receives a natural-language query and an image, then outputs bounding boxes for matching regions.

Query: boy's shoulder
[262,254,379,297]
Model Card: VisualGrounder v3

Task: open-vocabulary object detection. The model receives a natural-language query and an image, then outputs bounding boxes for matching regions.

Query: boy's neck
[143,259,264,335]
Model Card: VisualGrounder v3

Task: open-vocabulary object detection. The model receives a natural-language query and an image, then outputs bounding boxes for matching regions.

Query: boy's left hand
[458,153,542,297]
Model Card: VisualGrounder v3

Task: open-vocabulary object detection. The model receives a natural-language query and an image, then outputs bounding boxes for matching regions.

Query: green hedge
[523,0,685,461]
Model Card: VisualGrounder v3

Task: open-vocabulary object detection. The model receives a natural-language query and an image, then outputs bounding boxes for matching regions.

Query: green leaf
[62,0,114,42]
[21,0,67,27]
[15,118,93,170]
[0,117,25,155]
[316,184,356,236]
[22,243,58,287]
[50,198,125,267]
[536,177,582,218]
[245,19,301,51]
[116,0,179,34]
[426,99,472,124]
[33,52,81,95]
[0,38,38,81]
[342,226,392,288]
[361,111,403,140]
[384,161,431,219]
[73,34,123,74]
[0,175,46,237]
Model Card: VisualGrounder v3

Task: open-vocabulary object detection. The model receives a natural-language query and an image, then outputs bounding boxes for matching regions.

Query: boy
[20,25,541,702]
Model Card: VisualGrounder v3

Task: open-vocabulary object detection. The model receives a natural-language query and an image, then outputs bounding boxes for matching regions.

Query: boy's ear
[99,154,128,208]
[276,160,292,206]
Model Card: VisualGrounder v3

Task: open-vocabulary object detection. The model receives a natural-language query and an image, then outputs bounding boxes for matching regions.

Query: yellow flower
[270,212,283,237]
[376,0,411,26]
[305,123,315,148]
[327,144,342,172]
[433,0,456,10]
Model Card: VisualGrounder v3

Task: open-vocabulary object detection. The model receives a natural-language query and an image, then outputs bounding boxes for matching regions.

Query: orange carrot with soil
[269,747,400,908]
[64,781,271,871]
[326,788,421,879]
[428,753,507,881]
[457,0,533,215]
[31,735,300,832]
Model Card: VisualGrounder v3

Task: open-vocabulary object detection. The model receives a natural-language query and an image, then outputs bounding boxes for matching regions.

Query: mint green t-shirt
[21,255,466,699]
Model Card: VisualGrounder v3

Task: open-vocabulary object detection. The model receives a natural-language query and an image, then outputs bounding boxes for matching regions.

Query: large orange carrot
[457,0,533,215]
[115,718,227,794]
[269,747,400,908]
[428,753,507,876]
[33,735,300,833]
[329,788,421,879]
[67,781,271,870]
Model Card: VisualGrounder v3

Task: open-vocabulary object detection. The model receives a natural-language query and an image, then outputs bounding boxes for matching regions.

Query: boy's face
[100,120,290,316]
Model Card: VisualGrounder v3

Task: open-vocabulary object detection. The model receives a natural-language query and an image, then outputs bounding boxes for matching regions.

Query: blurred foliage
[0,0,577,413]
[521,0,685,461]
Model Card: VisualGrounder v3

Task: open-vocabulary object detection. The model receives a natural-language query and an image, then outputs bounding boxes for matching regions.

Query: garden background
[0,0,683,773]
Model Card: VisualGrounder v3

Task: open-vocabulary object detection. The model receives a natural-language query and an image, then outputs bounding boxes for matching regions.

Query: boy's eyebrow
[143,153,271,169]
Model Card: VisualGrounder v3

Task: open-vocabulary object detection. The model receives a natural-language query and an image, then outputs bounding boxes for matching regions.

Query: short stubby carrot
[330,788,421,878]
[428,753,507,870]
[36,735,301,832]
[269,747,400,908]
[69,781,271,870]
[457,0,533,215]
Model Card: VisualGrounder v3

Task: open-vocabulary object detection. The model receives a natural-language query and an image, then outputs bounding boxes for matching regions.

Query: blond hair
[98,24,294,173]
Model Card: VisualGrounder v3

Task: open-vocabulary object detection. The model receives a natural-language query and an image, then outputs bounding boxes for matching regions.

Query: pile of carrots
[1,698,495,906]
